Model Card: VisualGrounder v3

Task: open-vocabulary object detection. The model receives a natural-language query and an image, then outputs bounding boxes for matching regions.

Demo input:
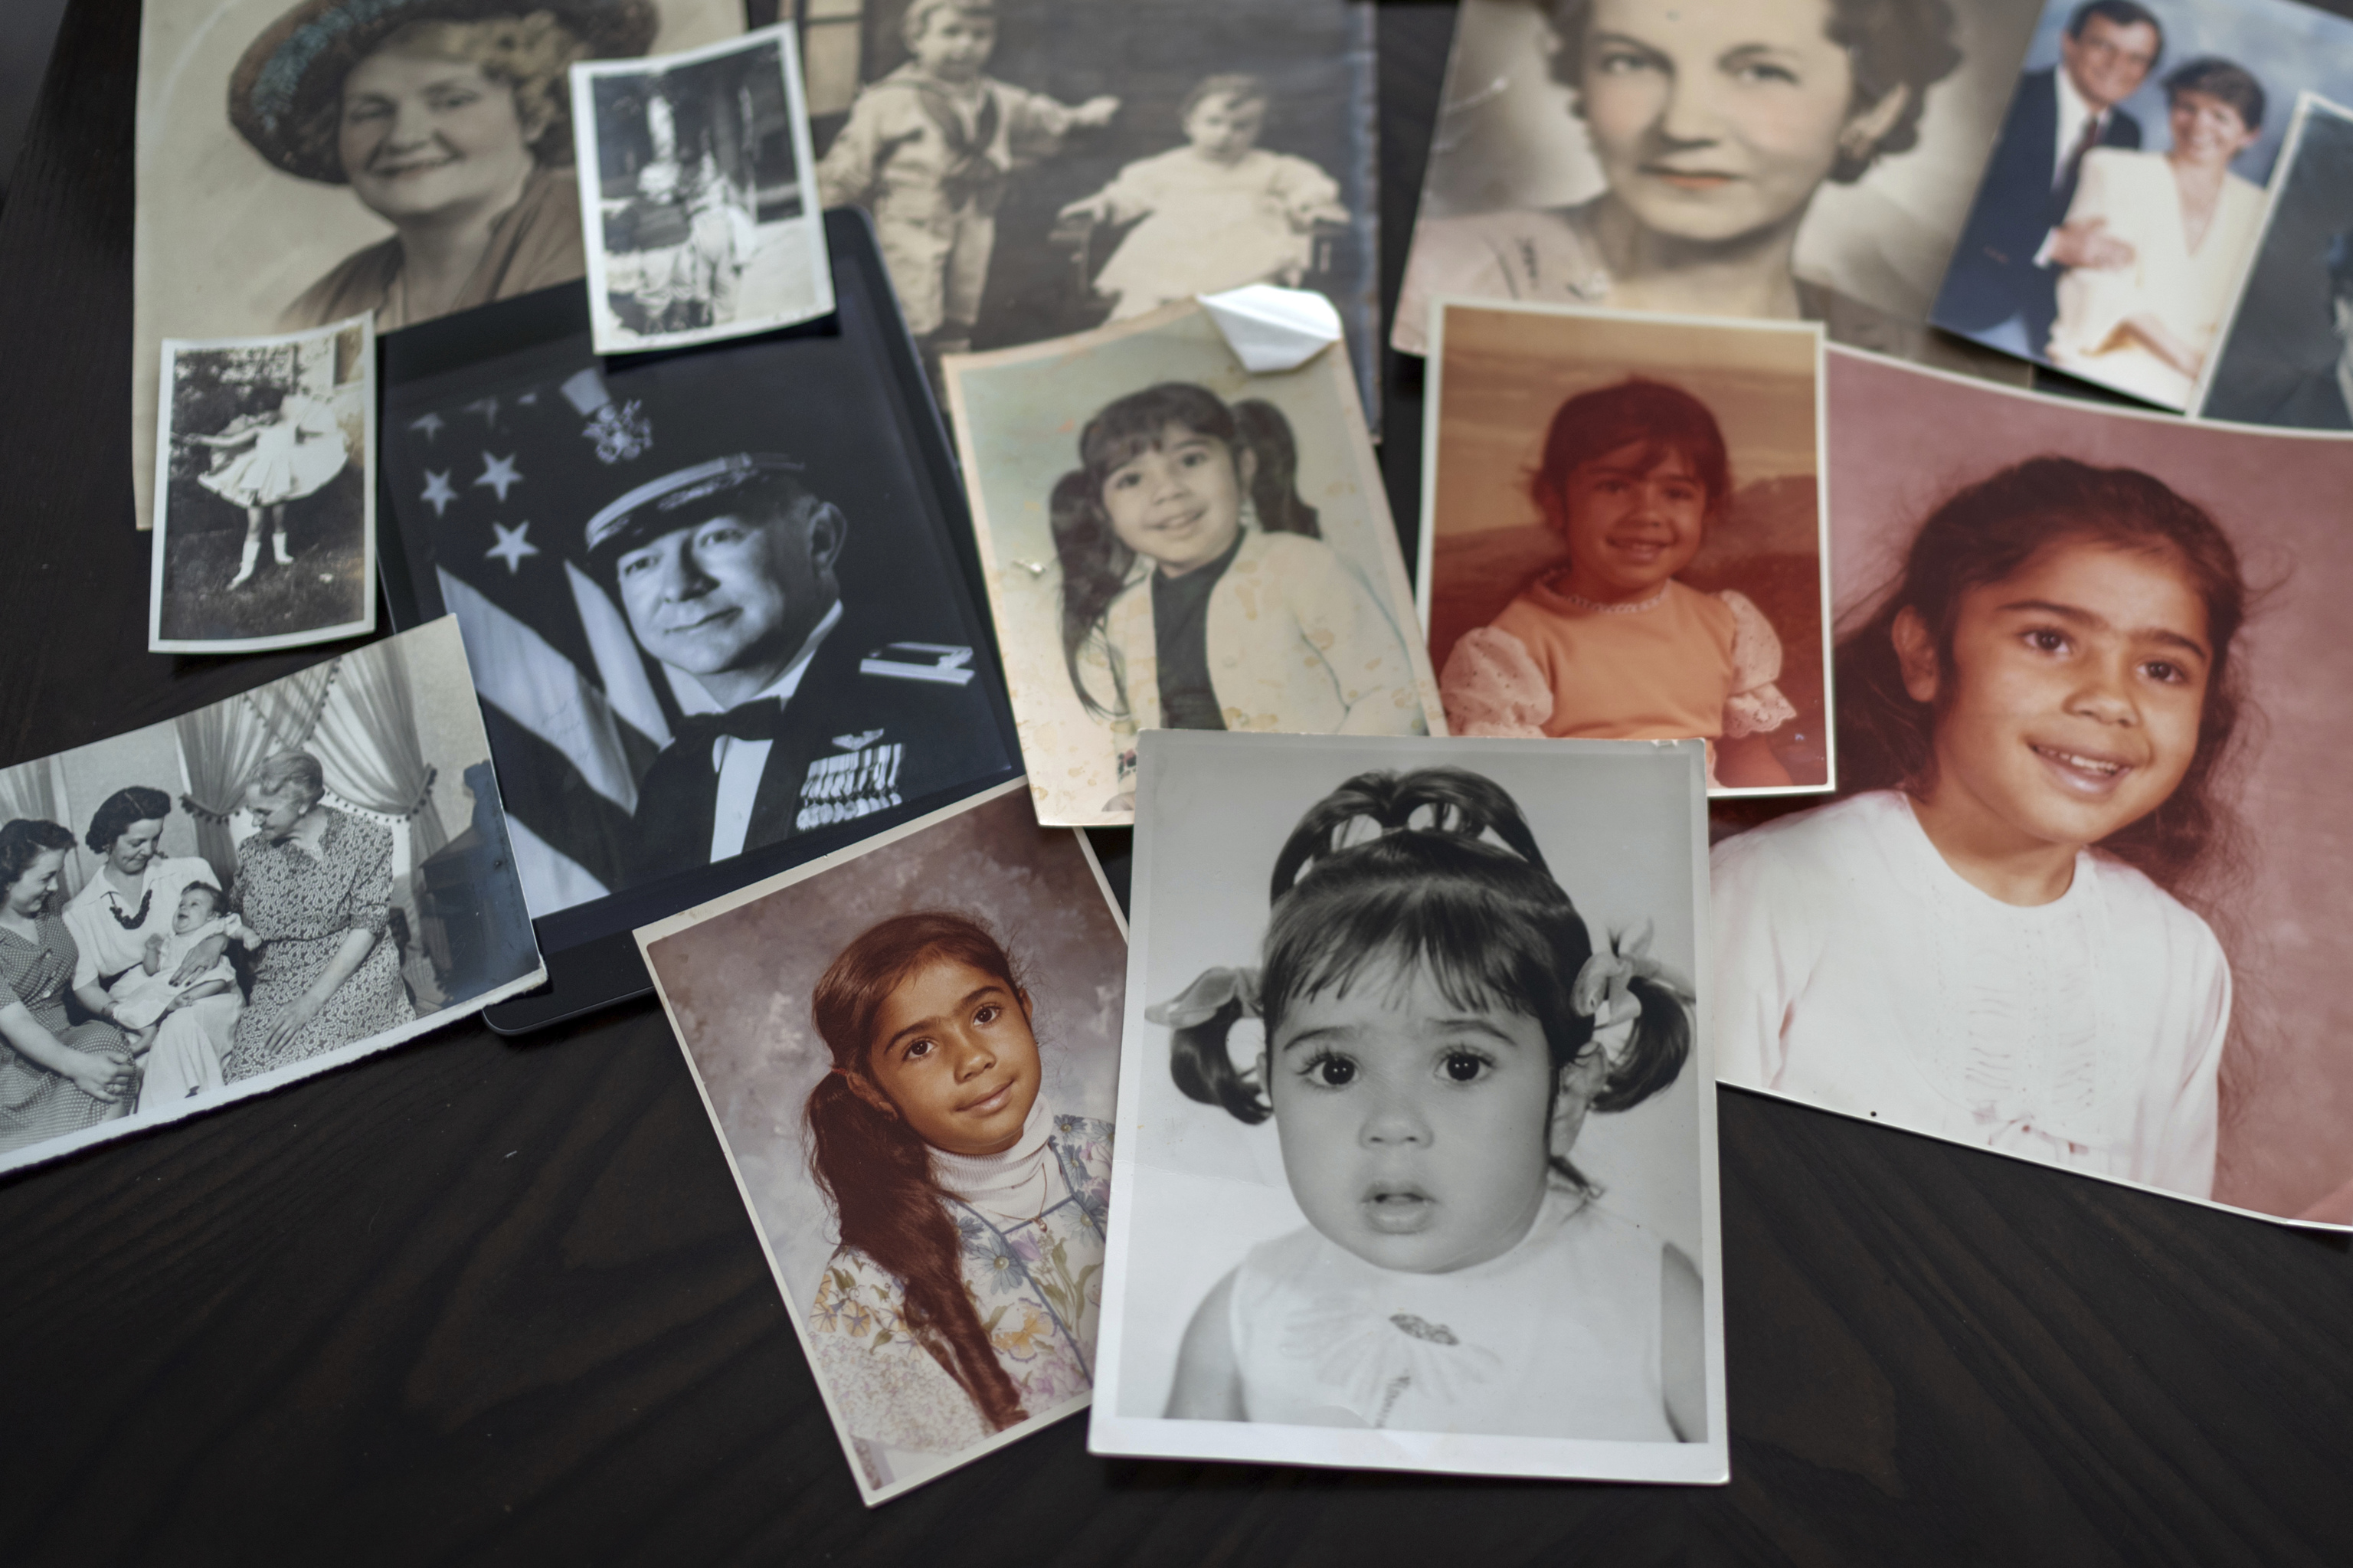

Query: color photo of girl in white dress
[1714,456,2245,1197]
[1091,734,1727,1483]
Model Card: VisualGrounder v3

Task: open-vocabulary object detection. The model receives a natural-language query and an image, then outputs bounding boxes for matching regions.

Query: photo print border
[635,776,1127,1506]
[1417,297,1837,799]
[150,313,378,655]
[570,21,837,355]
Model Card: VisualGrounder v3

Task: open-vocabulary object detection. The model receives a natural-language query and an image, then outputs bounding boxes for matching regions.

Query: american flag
[385,365,694,916]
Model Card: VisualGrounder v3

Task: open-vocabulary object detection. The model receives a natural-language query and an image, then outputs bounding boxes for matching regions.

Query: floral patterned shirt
[807,1112,1111,1484]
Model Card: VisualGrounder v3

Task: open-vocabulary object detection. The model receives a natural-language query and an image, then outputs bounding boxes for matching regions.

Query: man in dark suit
[1936,0,2165,355]
[584,453,1010,882]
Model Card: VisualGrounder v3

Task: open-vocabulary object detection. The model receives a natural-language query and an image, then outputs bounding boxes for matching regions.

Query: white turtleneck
[929,1097,1056,1226]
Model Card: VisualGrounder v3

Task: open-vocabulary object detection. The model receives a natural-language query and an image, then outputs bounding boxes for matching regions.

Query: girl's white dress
[196,395,348,508]
[1712,791,2230,1197]
[805,1105,1111,1491]
[1086,147,1346,317]
[1228,1190,1677,1440]
[2047,149,2266,408]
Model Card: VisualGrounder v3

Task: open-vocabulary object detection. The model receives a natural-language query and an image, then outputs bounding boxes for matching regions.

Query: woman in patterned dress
[801,911,1112,1492]
[223,752,415,1082]
[0,820,136,1154]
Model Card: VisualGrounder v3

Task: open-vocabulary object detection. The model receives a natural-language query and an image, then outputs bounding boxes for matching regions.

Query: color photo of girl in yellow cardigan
[1051,382,1432,810]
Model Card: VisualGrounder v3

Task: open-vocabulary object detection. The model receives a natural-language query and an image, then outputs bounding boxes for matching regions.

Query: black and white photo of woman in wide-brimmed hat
[129,0,742,531]
[151,313,375,654]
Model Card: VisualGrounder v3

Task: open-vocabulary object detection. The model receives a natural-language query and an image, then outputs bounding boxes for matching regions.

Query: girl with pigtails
[801,912,1113,1484]
[1149,767,1707,1441]
[1051,383,1429,809]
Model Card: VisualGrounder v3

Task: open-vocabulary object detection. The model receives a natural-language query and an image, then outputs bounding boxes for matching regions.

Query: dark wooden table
[2,4,2348,1563]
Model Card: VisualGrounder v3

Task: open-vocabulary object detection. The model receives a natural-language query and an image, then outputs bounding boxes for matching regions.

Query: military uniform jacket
[627,608,1010,883]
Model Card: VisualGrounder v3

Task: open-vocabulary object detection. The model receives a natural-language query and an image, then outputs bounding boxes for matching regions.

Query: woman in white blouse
[2047,58,2269,408]
[62,788,241,1107]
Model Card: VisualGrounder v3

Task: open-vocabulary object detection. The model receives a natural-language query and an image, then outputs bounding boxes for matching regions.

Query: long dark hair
[1050,383,1320,716]
[803,911,1031,1434]
[1835,457,2253,902]
[1165,769,1690,1195]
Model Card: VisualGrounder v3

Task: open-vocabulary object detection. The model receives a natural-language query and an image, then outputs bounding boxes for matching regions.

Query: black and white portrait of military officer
[581,453,1008,882]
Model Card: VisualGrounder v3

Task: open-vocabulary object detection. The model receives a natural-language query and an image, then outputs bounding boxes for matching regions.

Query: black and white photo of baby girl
[1092,733,1727,1485]
[150,314,375,654]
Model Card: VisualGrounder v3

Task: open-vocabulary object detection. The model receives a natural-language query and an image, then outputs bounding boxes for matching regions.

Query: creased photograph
[1090,732,1727,1484]
[378,277,1017,921]
[806,0,1378,408]
[0,616,545,1178]
[2196,94,2353,430]
[151,313,376,654]
[1394,0,2047,377]
[1716,345,2353,1230]
[130,0,745,530]
[1931,0,2353,409]
[571,22,834,352]
[1420,302,1832,795]
[942,301,1440,828]
[637,780,1127,1505]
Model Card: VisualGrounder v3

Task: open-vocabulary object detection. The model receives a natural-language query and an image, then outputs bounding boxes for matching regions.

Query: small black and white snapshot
[150,313,375,655]
[1089,731,1728,1484]
[571,22,835,354]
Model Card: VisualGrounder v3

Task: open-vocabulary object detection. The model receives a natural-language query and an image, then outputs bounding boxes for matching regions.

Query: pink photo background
[1810,350,2353,1217]
[642,791,1127,1304]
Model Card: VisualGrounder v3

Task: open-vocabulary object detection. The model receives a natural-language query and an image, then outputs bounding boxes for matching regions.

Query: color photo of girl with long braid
[636,781,1126,1505]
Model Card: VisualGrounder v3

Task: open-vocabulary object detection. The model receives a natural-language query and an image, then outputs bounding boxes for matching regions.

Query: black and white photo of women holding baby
[0,620,542,1175]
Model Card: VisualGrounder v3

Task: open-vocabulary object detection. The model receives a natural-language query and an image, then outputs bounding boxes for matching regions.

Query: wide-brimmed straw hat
[228,0,659,183]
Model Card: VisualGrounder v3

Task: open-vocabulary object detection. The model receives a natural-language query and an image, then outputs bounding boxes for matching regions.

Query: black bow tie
[672,699,784,761]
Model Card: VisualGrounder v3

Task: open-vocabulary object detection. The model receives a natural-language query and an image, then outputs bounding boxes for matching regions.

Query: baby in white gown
[1061,74,1348,319]
[111,883,254,1104]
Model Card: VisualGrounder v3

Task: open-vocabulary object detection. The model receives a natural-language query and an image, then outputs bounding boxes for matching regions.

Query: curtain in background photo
[309,640,449,863]
[175,699,277,888]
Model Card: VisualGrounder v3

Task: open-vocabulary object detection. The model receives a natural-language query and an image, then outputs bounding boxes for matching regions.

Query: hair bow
[1570,919,1695,1033]
[1145,966,1262,1029]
